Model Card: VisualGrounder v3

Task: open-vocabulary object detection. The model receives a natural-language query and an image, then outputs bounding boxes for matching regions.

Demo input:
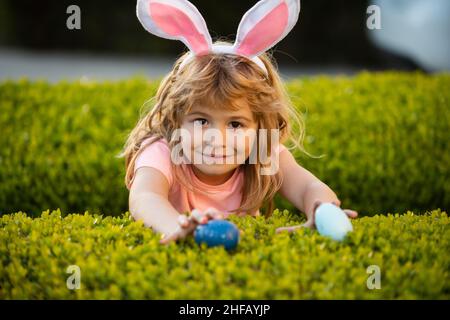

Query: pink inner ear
[149,2,210,55]
[236,2,289,57]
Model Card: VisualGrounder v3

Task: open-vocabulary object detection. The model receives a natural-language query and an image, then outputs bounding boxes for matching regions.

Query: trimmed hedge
[284,72,450,216]
[0,72,449,217]
[0,208,448,299]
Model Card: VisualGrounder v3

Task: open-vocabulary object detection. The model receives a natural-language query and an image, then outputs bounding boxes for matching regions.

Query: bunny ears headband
[136,0,301,75]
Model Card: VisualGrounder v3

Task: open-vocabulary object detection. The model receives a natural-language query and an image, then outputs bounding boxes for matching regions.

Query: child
[120,0,358,244]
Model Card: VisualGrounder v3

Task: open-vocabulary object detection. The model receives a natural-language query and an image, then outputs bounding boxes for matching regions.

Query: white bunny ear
[233,0,301,58]
[136,0,213,55]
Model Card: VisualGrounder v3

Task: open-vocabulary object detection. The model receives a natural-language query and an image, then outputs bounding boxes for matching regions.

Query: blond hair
[118,41,317,217]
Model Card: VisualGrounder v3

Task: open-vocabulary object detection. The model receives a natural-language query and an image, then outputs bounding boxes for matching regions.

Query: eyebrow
[188,111,253,123]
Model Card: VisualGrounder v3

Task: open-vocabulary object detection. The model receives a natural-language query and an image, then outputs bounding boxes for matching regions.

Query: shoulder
[133,136,173,186]
[277,143,287,153]
[274,142,287,154]
[140,136,170,151]
[137,136,172,161]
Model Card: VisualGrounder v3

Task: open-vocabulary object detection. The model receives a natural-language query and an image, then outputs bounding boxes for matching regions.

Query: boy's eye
[193,118,208,126]
[229,121,244,129]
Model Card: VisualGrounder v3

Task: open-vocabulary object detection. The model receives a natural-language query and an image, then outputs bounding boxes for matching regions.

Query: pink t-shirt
[128,137,287,218]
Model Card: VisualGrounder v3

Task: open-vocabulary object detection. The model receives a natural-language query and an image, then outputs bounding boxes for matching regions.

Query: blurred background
[0,0,449,82]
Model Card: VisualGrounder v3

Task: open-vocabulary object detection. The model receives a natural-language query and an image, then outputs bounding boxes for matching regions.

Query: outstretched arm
[277,150,357,230]
[129,167,223,244]
[129,167,181,235]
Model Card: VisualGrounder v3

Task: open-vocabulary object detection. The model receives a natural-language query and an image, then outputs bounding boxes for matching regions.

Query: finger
[332,199,342,207]
[277,226,302,233]
[275,225,303,233]
[343,209,358,218]
[186,209,199,224]
[204,207,224,220]
[178,214,190,228]
[313,200,323,213]
[302,220,315,229]
[191,208,208,224]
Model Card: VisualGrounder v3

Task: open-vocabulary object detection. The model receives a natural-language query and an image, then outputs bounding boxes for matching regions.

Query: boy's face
[179,98,258,182]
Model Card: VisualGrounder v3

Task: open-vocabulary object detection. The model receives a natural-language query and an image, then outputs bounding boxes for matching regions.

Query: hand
[159,207,224,245]
[275,200,358,234]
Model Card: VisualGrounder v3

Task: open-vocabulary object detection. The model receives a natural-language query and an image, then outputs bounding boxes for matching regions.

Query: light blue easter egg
[315,203,353,241]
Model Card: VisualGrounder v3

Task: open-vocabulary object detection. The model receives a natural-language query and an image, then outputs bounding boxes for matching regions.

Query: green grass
[0,72,449,299]
[0,208,448,299]
[0,72,449,217]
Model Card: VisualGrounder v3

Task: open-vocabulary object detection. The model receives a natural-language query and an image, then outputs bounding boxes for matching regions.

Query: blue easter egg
[315,203,353,241]
[194,220,240,250]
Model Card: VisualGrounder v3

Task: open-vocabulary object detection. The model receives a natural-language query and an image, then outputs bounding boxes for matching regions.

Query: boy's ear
[233,0,301,58]
[136,0,213,55]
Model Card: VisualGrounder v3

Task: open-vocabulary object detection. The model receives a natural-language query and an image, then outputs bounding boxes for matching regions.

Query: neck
[191,166,236,186]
